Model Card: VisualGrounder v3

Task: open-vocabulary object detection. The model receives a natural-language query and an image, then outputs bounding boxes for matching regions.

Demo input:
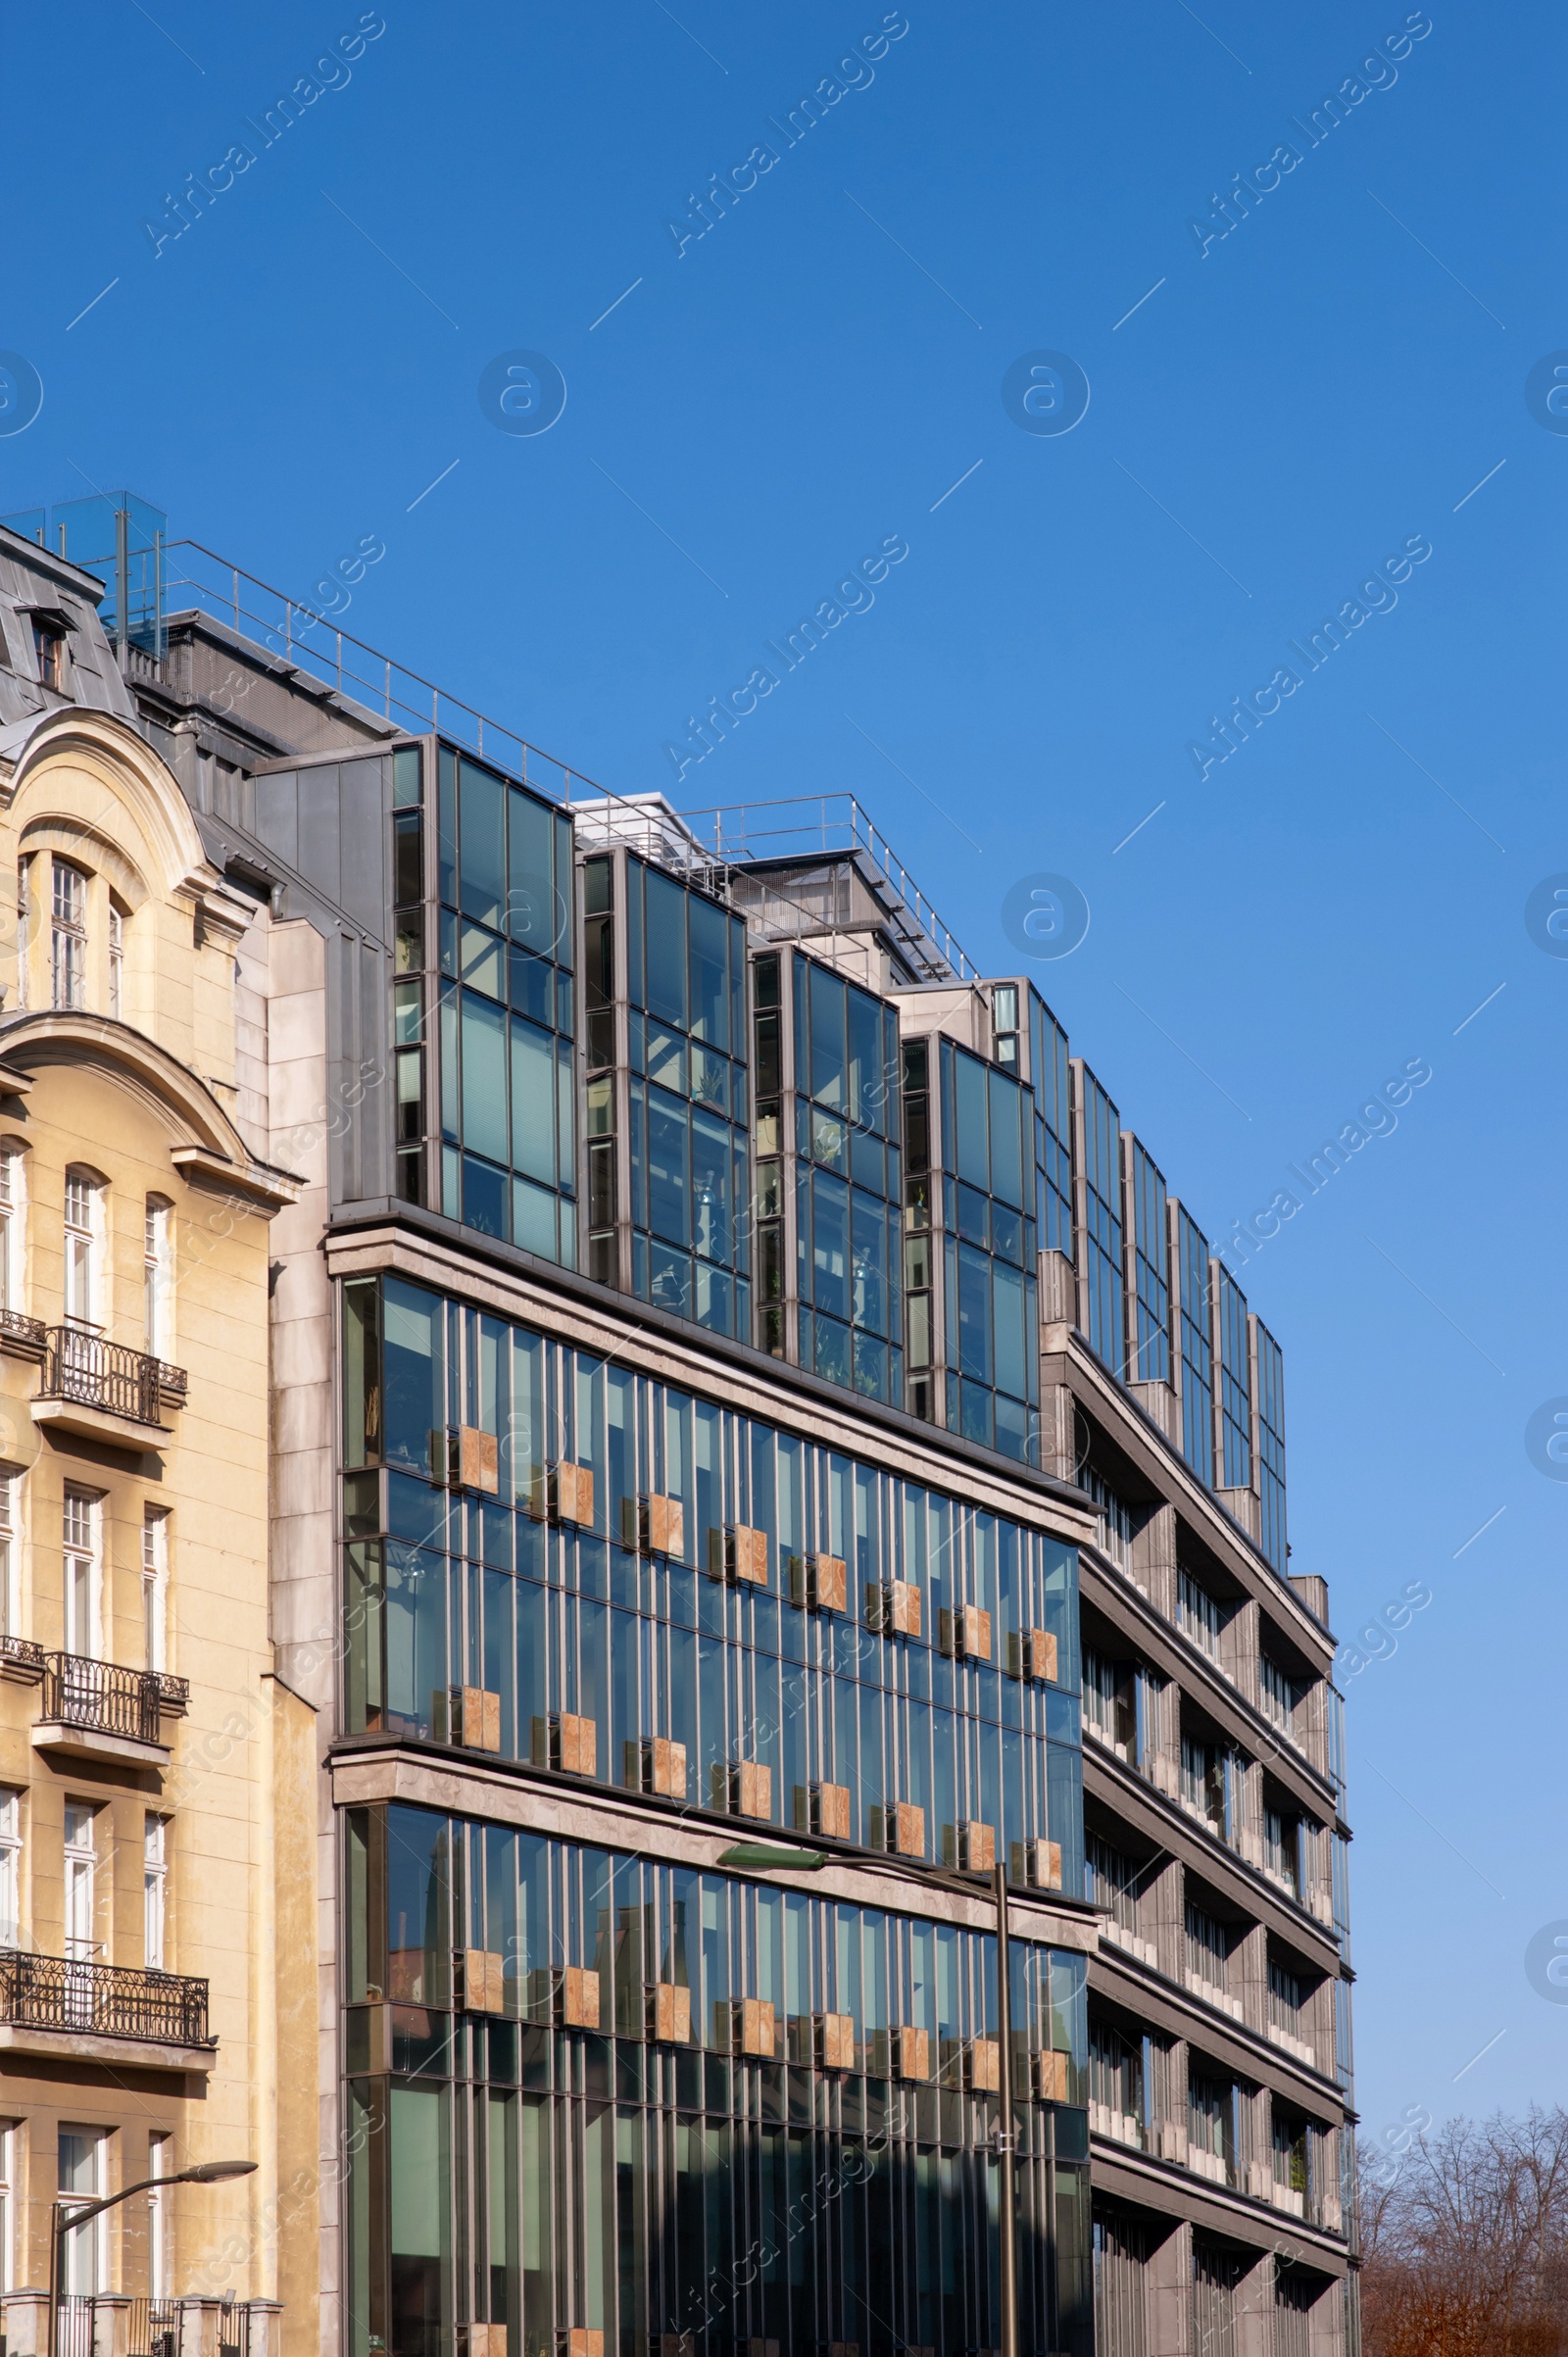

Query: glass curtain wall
[340,1277,1084,1886]
[343,1808,1092,2357]
[435,746,576,1262]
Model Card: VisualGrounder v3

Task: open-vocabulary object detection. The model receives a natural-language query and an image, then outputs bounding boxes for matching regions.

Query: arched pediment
[5,709,220,911]
[0,1008,258,1166]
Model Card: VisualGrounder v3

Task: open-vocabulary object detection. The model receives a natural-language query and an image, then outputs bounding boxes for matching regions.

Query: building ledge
[30,1398,169,1450]
[0,2021,215,2071]
[30,1720,171,1767]
[170,1143,302,1208]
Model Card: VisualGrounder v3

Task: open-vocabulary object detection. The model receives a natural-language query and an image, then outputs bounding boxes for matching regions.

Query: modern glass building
[16,508,1356,2357]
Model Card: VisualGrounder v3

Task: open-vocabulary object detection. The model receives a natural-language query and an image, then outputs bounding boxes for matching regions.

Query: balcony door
[63,1492,98,1664]
[63,1806,96,2032]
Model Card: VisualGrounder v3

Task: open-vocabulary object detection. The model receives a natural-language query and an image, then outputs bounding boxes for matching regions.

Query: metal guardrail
[41,1651,188,1742]
[0,1948,213,2045]
[0,1307,46,1349]
[38,1327,179,1427]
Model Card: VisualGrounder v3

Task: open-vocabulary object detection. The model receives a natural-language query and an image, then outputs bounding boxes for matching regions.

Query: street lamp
[48,2159,256,2357]
[717,1842,1018,2357]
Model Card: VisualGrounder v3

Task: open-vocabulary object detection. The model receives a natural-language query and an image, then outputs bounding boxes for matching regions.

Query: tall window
[51,860,87,1012]
[1074,1061,1124,1376]
[1185,1900,1230,1996]
[1215,1264,1252,1493]
[58,2129,104,2295]
[1177,1206,1214,1487]
[0,2121,13,2292]
[1178,1567,1224,1662]
[14,866,28,1013]
[31,618,65,691]
[1125,1137,1171,1386]
[144,1198,172,1357]
[1083,1650,1137,1762]
[1255,1318,1287,1572]
[0,1792,21,1946]
[144,1815,168,1969]
[1260,1653,1300,1737]
[1264,1805,1300,1897]
[63,1806,96,1963]
[1081,1463,1133,1569]
[108,906,123,1020]
[142,1510,169,1673]
[63,1172,99,1328]
[148,2134,172,2299]
[0,1474,17,1640]
[63,1491,97,1659]
[0,1148,21,1314]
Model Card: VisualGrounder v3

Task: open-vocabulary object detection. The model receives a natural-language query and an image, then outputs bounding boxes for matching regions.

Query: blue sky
[4,0,1564,2136]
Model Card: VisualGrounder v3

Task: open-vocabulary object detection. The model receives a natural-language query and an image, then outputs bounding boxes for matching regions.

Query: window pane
[808,964,845,1110]
[509,791,557,955]
[687,896,728,1049]
[647,1089,690,1247]
[460,993,509,1165]
[459,760,507,929]
[810,1170,850,1319]
[643,869,687,1027]
[509,1018,556,1186]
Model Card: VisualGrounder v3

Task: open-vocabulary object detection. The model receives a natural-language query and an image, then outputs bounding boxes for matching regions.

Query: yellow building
[0,699,316,2357]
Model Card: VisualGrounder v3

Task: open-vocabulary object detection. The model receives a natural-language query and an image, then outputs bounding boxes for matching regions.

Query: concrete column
[1148,2216,1195,2356]
[1236,1920,1269,2036]
[175,2298,226,2357]
[91,2295,133,2357]
[1146,1853,1185,1983]
[1,2293,52,2357]
[1239,2085,1273,2204]
[1038,1381,1076,1482]
[240,2303,284,2357]
[1222,1597,1259,1711]
[1131,1501,1178,1620]
[1235,2244,1275,2357]
[1152,2035,1189,2165]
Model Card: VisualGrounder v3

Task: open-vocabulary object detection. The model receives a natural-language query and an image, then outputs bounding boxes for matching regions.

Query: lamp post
[47,2159,256,2357]
[719,1842,1018,2357]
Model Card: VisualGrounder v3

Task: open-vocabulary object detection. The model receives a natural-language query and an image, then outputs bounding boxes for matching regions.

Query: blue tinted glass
[458,759,506,929]
[957,1243,992,1381]
[644,867,687,1027]
[647,1088,690,1246]
[691,1109,731,1263]
[460,992,509,1163]
[508,789,557,955]
[989,1067,1023,1208]
[463,1154,507,1238]
[851,1190,887,1335]
[509,1017,557,1185]
[811,1169,850,1319]
[955,1051,988,1190]
[687,895,728,1049]
[809,963,846,1110]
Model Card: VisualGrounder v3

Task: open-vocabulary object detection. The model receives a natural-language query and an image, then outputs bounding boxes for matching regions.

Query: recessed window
[142,1508,169,1672]
[144,1196,172,1357]
[63,1169,100,1328]
[31,618,65,692]
[108,905,123,1020]
[144,1814,168,1969]
[51,860,86,1012]
[63,1490,98,1660]
[0,1792,21,1948]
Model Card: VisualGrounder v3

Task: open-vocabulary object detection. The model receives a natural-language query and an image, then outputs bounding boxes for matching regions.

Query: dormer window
[51,860,86,1011]
[31,617,64,691]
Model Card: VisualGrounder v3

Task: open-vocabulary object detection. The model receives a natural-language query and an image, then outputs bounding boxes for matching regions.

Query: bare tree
[1358,2108,1568,2357]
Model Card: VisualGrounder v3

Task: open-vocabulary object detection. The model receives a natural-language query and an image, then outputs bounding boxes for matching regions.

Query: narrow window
[58,2128,104,2294]
[147,2134,172,2299]
[144,1197,172,1358]
[0,1474,18,1640]
[31,618,64,692]
[14,866,28,1012]
[63,1172,98,1329]
[51,860,87,1012]
[0,2120,14,2291]
[63,1807,96,1962]
[142,1509,169,1673]
[63,1490,97,1660]
[108,906,123,1020]
[0,1792,21,1947]
[143,1815,168,1970]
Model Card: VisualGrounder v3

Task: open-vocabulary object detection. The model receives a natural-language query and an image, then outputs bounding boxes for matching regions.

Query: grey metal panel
[253,770,300,870]
[359,939,389,1199]
[339,758,387,943]
[298,765,341,906]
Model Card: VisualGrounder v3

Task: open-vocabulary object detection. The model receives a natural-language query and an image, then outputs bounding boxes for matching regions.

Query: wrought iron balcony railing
[0,1947,213,2046]
[41,1651,189,1743]
[38,1326,184,1427]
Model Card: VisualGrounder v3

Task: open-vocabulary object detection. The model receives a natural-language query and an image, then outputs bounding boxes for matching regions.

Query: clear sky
[4,0,1563,2141]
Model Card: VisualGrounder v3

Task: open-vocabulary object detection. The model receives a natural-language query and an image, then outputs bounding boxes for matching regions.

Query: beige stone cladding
[0,712,317,2352]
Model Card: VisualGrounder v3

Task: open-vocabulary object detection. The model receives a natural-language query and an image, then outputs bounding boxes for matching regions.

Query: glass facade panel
[1254,1317,1287,1571]
[436,745,576,1263]
[1074,1062,1124,1378]
[1176,1206,1214,1490]
[1126,1140,1170,1388]
[345,1806,1091,2357]
[341,1276,1083,1885]
[1215,1266,1251,1494]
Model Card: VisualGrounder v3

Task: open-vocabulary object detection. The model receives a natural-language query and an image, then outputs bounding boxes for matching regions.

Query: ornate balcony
[34,1651,189,1765]
[33,1327,186,1448]
[0,1948,216,2070]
